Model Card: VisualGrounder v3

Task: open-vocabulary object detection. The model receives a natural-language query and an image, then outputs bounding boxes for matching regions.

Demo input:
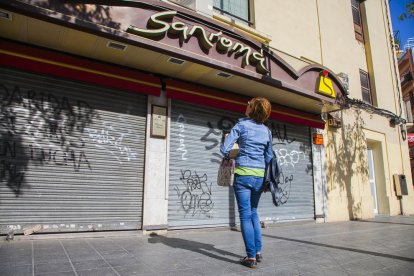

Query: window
[351,0,364,42]
[360,70,372,104]
[404,99,413,123]
[213,0,251,26]
[401,71,413,87]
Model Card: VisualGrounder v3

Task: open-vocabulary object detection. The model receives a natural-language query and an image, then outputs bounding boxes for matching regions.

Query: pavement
[1,215,414,276]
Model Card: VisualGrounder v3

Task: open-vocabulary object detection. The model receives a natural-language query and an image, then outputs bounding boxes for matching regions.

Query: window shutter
[360,70,372,104]
[351,0,364,42]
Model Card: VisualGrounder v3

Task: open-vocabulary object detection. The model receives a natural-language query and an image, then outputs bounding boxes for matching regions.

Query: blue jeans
[233,175,264,258]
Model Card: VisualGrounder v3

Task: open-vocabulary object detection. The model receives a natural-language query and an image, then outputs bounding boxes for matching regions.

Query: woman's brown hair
[247,97,271,123]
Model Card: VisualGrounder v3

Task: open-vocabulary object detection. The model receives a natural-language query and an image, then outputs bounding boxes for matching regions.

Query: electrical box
[393,174,408,196]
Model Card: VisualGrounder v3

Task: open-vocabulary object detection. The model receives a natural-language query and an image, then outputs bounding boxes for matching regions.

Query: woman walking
[220,97,273,268]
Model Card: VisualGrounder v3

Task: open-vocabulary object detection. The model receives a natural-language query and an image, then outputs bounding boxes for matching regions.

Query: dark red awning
[166,79,325,129]
[0,39,161,96]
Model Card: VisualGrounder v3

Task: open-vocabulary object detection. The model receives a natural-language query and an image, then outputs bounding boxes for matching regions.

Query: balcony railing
[213,6,253,27]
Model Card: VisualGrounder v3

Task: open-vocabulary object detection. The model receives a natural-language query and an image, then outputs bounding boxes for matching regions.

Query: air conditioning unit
[169,0,213,17]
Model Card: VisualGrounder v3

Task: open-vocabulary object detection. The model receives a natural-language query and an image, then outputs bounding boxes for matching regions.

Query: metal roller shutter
[0,67,147,233]
[168,100,314,229]
[259,121,315,222]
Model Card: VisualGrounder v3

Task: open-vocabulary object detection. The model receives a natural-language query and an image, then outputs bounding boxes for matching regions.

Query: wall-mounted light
[337,72,349,95]
[401,123,407,141]
[216,71,233,79]
[106,41,127,51]
[167,57,185,65]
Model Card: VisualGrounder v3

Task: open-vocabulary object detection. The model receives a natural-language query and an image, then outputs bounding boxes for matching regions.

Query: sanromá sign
[127,11,269,74]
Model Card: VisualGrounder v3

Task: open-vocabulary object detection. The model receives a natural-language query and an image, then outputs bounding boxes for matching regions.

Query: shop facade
[0,0,413,234]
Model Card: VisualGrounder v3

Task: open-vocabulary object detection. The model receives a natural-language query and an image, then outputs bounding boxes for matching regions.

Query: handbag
[264,150,283,206]
[217,158,235,186]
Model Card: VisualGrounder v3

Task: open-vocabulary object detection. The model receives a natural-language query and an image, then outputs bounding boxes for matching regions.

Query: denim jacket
[220,118,273,169]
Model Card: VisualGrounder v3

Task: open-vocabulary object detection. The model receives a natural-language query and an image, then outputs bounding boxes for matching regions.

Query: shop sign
[312,133,324,145]
[317,70,336,98]
[126,11,269,74]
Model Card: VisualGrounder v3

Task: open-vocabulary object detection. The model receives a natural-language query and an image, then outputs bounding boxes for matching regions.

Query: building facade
[0,0,413,235]
[399,47,414,186]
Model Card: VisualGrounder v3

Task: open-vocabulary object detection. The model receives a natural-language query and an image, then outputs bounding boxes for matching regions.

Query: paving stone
[72,259,109,271]
[76,268,118,276]
[35,272,76,276]
[88,243,122,252]
[1,259,32,268]
[101,251,131,261]
[113,263,156,276]
[98,249,128,258]
[34,253,69,264]
[319,266,350,276]
[273,263,301,276]
[342,258,384,275]
[104,255,143,267]
[34,261,73,274]
[33,241,62,249]
[157,268,204,276]
[0,264,32,276]
[66,253,102,262]
[370,256,412,268]
[141,256,191,272]
[371,267,400,276]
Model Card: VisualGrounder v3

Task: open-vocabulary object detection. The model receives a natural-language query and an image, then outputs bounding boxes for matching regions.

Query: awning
[0,1,348,115]
[166,79,325,129]
[0,39,161,96]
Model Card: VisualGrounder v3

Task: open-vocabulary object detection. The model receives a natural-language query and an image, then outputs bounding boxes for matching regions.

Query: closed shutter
[259,121,314,222]
[0,67,147,233]
[168,100,314,229]
[168,101,239,228]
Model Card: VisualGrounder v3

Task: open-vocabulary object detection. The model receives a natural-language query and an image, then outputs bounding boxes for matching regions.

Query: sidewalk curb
[3,230,144,241]
[3,219,318,241]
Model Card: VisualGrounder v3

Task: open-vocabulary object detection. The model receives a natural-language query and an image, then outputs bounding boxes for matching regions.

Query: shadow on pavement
[262,234,414,263]
[148,233,240,264]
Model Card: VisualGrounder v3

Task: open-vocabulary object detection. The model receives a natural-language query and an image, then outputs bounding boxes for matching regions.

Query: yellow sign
[317,76,336,98]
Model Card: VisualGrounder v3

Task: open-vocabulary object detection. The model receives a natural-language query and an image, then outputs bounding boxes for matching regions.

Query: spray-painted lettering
[174,169,214,217]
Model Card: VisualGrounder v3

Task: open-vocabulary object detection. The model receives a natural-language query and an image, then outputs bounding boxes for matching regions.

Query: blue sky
[389,0,414,49]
